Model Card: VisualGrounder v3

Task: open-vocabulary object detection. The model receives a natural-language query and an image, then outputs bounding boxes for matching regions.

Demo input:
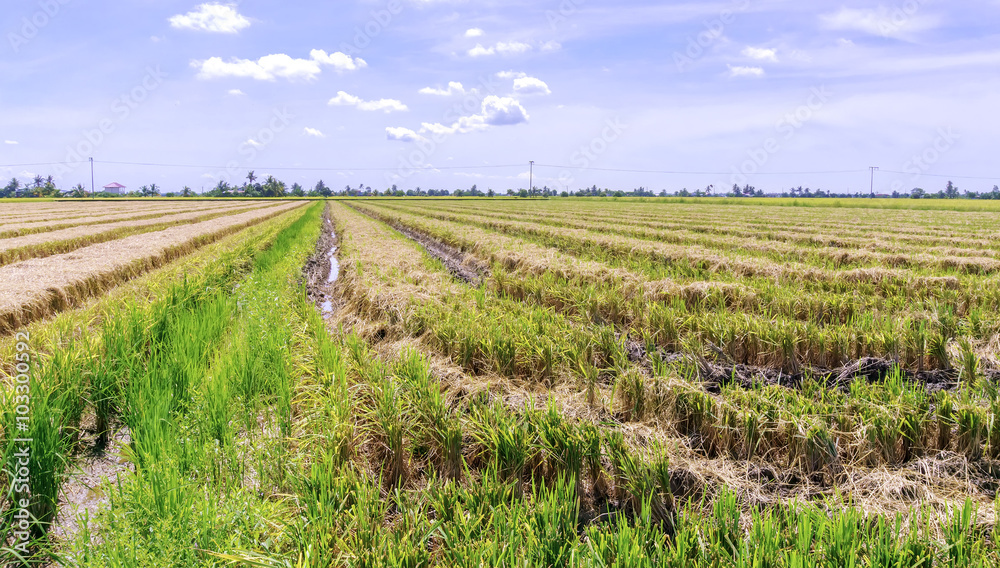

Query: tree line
[4,172,999,200]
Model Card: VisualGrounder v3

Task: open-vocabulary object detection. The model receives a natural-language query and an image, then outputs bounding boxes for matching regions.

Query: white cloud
[227,89,245,96]
[541,40,562,52]
[496,70,527,79]
[169,3,250,34]
[193,50,365,82]
[386,127,427,143]
[742,46,778,62]
[465,28,484,38]
[244,139,262,148]
[309,49,367,71]
[419,81,466,96]
[513,76,551,96]
[728,65,765,77]
[468,41,533,57]
[304,127,326,138]
[420,122,457,136]
[4,140,18,145]
[418,96,529,136]
[820,7,940,40]
[497,41,532,55]
[468,43,495,57]
[481,96,530,125]
[329,91,408,113]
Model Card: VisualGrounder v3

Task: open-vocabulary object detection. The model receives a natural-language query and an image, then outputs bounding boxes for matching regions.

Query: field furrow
[425,201,1000,255]
[353,201,1000,373]
[330,201,1000,548]
[392,201,1000,274]
[0,203,247,237]
[0,201,306,334]
[0,202,282,266]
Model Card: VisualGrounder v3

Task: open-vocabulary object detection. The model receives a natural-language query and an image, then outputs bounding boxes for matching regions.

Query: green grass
[0,204,320,565]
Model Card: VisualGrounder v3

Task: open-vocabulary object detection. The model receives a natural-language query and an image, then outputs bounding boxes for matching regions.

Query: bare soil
[50,420,133,549]
[388,223,488,286]
[347,205,488,286]
[686,352,968,393]
[615,335,978,394]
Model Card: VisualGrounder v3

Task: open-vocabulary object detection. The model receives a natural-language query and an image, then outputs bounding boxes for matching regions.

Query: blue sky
[1,0,998,194]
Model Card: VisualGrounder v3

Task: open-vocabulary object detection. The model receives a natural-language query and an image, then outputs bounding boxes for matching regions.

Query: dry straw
[0,201,306,334]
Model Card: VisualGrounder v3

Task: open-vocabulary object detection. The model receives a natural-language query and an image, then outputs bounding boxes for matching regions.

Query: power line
[879,170,1000,181]
[0,160,880,176]
[1,159,997,181]
[94,160,525,172]
[532,164,865,175]
[0,160,526,172]
[0,161,77,168]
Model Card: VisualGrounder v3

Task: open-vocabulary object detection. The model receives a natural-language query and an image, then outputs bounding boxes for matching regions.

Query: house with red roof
[103,182,126,195]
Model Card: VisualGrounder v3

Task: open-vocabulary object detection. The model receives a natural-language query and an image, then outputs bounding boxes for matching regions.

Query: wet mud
[305,207,341,318]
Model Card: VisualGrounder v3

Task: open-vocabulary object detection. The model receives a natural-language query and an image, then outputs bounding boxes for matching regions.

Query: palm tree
[1,178,19,198]
[262,175,286,197]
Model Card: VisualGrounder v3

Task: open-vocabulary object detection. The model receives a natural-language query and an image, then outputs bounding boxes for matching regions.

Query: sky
[1,0,999,195]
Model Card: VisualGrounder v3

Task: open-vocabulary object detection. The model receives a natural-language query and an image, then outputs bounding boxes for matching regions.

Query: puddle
[327,242,340,283]
[307,222,340,320]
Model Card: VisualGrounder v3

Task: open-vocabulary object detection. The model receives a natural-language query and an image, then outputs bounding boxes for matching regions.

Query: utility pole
[529,160,534,196]
[90,157,95,199]
[869,166,878,199]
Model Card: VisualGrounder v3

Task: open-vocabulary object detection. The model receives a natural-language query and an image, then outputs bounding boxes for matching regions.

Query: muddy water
[327,244,340,283]
[322,230,339,315]
[309,222,340,318]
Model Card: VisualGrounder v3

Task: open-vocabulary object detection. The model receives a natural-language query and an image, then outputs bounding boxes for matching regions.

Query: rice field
[3,197,1000,567]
